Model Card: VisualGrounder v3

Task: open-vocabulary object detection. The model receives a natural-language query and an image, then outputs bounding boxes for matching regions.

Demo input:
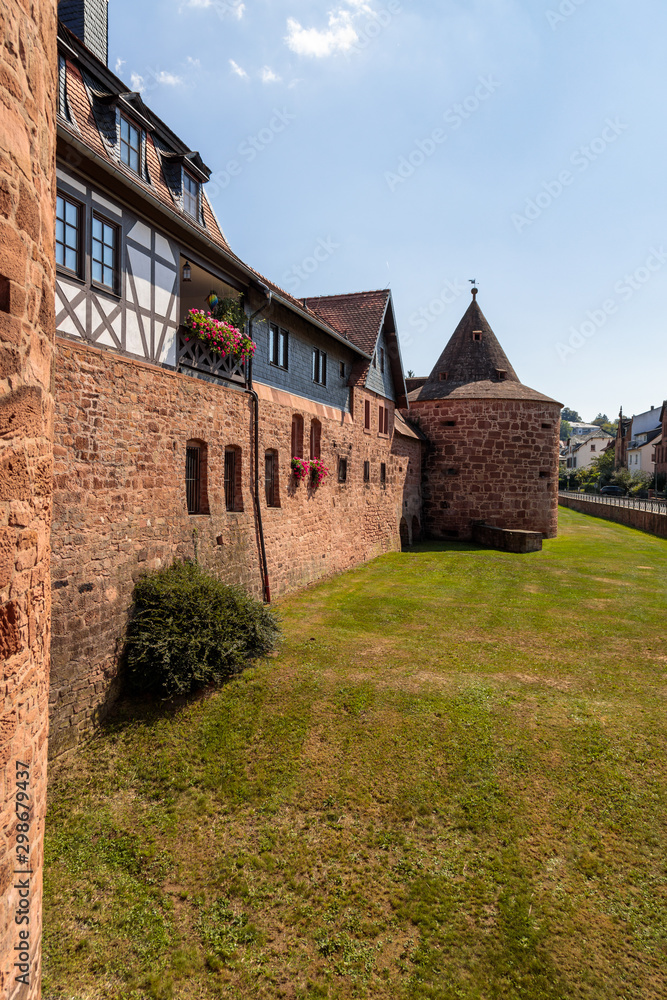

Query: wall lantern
[182,260,192,282]
[206,291,219,311]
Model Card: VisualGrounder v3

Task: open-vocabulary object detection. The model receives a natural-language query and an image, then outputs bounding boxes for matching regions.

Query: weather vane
[469,279,477,287]
[469,278,478,298]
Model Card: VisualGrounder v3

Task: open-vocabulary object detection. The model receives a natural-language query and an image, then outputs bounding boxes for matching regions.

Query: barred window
[185,440,208,514]
[291,414,304,458]
[225,446,243,511]
[265,450,280,507]
[310,419,321,460]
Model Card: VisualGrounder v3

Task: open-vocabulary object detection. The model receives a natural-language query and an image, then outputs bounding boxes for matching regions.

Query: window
[224,446,243,511]
[310,419,321,460]
[339,361,346,379]
[183,171,199,218]
[269,324,289,369]
[291,414,304,458]
[338,457,347,483]
[119,115,142,174]
[92,214,118,292]
[380,462,386,486]
[56,194,82,275]
[364,400,371,430]
[591,444,596,452]
[265,450,280,507]
[472,330,483,342]
[378,405,389,435]
[384,407,389,435]
[185,440,208,514]
[363,460,370,483]
[439,372,448,381]
[312,348,327,386]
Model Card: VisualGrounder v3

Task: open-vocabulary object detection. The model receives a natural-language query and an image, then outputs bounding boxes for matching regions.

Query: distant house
[619,407,662,475]
[563,429,614,471]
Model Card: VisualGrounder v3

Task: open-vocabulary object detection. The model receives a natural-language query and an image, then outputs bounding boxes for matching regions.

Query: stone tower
[0,0,57,996]
[408,289,561,540]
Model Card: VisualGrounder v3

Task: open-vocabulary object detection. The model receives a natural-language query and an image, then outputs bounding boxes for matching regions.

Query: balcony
[176,327,249,386]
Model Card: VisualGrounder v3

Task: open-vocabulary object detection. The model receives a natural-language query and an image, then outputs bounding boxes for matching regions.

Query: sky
[108,0,667,422]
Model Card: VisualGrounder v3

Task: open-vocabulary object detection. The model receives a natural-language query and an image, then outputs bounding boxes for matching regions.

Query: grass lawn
[43,508,667,1000]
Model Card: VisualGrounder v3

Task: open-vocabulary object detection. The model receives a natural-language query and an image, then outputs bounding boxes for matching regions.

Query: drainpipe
[246,286,273,602]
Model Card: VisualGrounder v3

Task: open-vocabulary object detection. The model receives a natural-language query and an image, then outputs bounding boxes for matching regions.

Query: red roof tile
[305,290,390,353]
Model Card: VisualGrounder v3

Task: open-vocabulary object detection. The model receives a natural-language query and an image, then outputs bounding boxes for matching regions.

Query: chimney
[59,0,109,66]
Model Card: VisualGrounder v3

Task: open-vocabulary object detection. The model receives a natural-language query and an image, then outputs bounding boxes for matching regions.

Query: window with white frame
[119,115,142,174]
[183,171,199,218]
[312,348,327,386]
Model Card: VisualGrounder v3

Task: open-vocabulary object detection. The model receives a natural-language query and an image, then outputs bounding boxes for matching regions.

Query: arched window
[291,414,304,458]
[310,419,321,460]
[224,445,243,511]
[265,449,280,507]
[185,439,209,514]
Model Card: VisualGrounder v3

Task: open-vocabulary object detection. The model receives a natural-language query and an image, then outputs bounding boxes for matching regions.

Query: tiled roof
[394,411,427,441]
[305,290,390,353]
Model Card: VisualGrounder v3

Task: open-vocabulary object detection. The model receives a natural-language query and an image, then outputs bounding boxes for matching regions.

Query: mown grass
[43,508,667,999]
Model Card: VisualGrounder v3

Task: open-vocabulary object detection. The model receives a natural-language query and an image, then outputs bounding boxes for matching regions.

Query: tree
[561,407,582,422]
[591,413,609,426]
[560,420,572,441]
[591,412,617,435]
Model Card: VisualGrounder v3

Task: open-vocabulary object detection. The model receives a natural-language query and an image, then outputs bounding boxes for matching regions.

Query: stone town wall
[558,494,667,540]
[408,397,561,540]
[0,1,56,997]
[50,338,422,756]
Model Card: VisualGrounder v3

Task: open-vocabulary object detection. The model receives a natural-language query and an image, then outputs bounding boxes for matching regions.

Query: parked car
[599,485,626,496]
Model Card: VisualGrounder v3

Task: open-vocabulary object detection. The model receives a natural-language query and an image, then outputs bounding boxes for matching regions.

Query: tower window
[338,457,347,483]
[439,372,448,381]
[472,330,483,341]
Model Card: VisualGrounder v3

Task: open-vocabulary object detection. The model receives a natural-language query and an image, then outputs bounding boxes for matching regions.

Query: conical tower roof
[412,289,558,404]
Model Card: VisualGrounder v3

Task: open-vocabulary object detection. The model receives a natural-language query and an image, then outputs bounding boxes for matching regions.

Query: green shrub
[124,561,280,697]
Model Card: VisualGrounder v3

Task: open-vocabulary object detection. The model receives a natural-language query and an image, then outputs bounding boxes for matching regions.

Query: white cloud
[130,72,145,93]
[285,2,375,57]
[261,66,281,83]
[155,71,183,86]
[182,0,245,18]
[115,57,125,74]
[187,56,201,69]
[229,59,248,79]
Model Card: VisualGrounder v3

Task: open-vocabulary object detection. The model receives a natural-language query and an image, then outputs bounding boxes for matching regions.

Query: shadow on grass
[406,540,488,554]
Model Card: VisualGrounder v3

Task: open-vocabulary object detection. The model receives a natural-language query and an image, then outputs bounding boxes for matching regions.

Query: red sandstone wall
[409,397,561,540]
[0,1,56,996]
[50,340,422,755]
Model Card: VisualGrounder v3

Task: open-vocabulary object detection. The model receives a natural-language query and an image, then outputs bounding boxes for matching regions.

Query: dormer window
[472,330,483,341]
[495,369,507,381]
[183,171,200,219]
[439,372,448,381]
[119,115,142,174]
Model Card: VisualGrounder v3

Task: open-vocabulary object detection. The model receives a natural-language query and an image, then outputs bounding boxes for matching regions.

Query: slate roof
[410,291,560,406]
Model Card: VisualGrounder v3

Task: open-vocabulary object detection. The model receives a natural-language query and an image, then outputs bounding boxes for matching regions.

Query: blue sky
[109,0,667,422]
